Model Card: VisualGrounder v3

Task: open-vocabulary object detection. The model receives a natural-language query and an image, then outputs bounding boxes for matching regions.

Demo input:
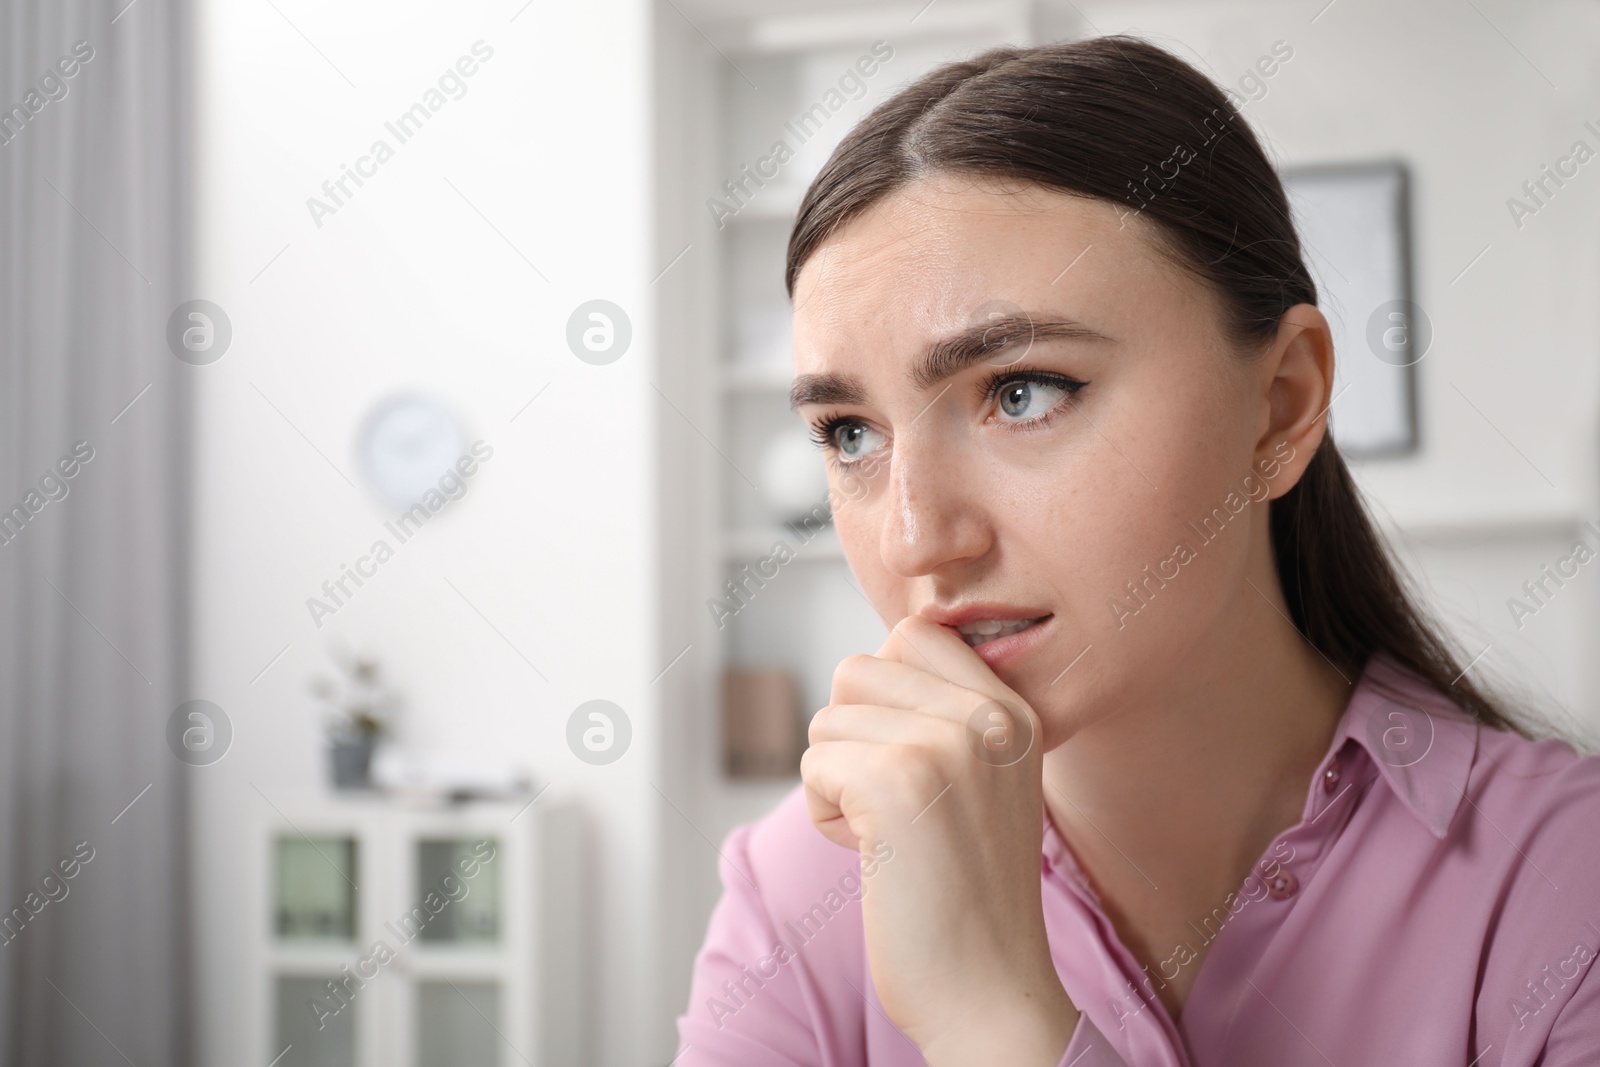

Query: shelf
[1368,498,1593,543]
[707,0,1030,55]
[265,944,363,971]
[721,361,793,394]
[724,524,844,561]
[402,946,516,972]
[721,187,803,224]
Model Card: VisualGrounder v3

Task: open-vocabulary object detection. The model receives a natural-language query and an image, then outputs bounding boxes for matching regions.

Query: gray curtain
[0,0,190,1064]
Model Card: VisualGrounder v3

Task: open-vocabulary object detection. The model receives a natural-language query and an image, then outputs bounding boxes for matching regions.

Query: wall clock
[357,394,467,509]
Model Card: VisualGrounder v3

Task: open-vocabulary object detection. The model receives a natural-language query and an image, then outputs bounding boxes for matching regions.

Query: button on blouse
[1322,761,1341,792]
[1264,867,1298,900]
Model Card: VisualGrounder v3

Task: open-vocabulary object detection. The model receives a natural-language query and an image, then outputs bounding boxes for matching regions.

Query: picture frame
[1280,160,1421,457]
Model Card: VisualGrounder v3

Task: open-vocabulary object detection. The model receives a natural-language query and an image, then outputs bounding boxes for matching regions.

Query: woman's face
[790,173,1304,749]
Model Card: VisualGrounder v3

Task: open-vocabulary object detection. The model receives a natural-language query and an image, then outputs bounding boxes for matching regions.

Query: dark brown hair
[785,35,1524,734]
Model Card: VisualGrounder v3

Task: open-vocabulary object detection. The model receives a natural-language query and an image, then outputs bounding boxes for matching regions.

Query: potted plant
[310,650,394,789]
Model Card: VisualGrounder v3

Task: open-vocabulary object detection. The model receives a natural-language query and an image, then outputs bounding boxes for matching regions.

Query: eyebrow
[788,315,1113,410]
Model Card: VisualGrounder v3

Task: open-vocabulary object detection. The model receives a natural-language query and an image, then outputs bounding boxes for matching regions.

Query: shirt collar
[1328,652,1480,840]
[1039,652,1484,875]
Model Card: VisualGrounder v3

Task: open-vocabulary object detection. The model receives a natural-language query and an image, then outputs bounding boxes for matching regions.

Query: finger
[800,739,943,852]
[805,802,858,854]
[878,614,1025,701]
[800,741,866,852]
[809,703,965,747]
[830,654,965,715]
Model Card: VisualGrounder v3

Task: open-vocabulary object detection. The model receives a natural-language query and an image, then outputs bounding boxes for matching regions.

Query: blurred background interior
[2,0,1599,1063]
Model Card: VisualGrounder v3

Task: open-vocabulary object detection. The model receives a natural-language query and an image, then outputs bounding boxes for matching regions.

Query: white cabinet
[249,793,584,1067]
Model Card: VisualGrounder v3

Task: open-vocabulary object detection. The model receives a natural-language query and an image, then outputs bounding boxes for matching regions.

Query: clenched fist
[801,613,1081,1065]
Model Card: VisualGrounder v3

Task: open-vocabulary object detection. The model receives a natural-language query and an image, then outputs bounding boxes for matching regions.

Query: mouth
[953,616,1050,648]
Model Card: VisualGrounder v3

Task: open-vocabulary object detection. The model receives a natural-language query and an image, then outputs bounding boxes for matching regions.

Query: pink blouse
[674,655,1600,1065]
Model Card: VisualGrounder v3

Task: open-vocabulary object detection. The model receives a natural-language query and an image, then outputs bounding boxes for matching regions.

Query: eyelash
[805,366,1089,456]
[974,365,1088,427]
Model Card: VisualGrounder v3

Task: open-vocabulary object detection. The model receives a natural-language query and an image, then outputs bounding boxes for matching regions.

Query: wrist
[920,977,1080,1067]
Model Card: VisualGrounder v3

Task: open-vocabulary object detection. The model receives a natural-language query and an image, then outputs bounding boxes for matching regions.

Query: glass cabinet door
[274,975,356,1067]
[416,980,502,1067]
[414,838,499,944]
[275,837,358,941]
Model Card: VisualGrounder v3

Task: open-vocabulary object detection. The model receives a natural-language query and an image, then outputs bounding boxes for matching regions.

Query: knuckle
[935,715,969,748]
[798,744,822,781]
[806,705,833,745]
[882,745,943,796]
[831,653,871,693]
[892,612,931,636]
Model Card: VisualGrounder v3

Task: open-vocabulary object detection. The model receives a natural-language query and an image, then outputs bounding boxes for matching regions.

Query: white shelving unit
[248,792,584,1067]
[651,0,1071,1038]
[706,0,1050,769]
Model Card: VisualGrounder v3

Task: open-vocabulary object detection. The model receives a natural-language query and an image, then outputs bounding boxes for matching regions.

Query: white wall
[1075,0,1600,732]
[189,1,661,1063]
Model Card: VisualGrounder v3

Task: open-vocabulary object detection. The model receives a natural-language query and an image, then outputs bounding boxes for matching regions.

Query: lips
[920,604,1055,666]
[952,617,1047,648]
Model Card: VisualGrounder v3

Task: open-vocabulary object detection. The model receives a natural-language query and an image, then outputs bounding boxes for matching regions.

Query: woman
[676,36,1600,1066]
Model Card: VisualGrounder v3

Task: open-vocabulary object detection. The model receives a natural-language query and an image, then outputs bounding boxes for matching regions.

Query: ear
[1254,303,1335,500]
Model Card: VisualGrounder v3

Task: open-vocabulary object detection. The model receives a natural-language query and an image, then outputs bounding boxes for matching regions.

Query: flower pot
[329,737,376,789]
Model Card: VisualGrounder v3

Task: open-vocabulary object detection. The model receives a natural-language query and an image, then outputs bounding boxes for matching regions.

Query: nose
[878,428,991,578]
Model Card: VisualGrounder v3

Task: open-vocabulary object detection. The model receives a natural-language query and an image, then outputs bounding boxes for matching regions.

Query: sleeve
[1535,958,1600,1066]
[671,822,831,1067]
[1056,1013,1132,1067]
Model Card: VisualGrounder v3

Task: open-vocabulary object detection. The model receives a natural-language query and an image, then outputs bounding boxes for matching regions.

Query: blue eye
[836,423,886,461]
[808,416,887,466]
[996,378,1069,420]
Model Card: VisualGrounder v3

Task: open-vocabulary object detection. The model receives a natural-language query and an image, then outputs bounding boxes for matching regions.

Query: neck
[1041,576,1354,927]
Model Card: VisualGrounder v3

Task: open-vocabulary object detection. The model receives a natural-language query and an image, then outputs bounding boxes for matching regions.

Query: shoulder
[703,784,899,998]
[1468,721,1600,861]
[1461,721,1600,930]
[676,784,875,1051]
[1362,656,1600,863]
[1456,723,1600,1059]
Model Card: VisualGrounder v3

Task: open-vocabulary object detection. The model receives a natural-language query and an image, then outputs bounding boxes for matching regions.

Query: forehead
[790,175,1196,368]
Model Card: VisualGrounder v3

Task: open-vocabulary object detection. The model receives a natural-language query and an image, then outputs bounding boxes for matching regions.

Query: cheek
[1013,381,1259,704]
[1095,482,1248,611]
[832,490,875,559]
[1012,481,1251,744]
[832,475,892,571]
[829,462,930,627]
